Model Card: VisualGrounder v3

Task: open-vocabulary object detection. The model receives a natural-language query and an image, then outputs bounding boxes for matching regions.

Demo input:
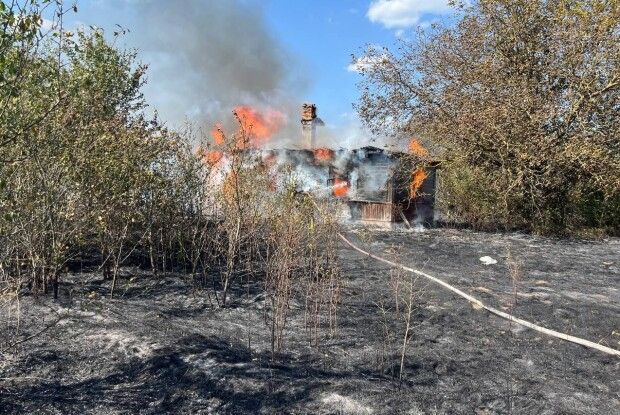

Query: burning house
[268,104,436,226]
[344,147,436,226]
[207,104,437,226]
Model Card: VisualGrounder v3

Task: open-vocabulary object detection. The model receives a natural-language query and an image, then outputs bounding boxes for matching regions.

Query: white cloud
[40,17,54,31]
[367,0,452,29]
[346,54,389,73]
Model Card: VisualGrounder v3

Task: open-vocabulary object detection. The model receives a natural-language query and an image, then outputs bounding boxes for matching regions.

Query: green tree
[356,0,620,234]
[0,23,188,296]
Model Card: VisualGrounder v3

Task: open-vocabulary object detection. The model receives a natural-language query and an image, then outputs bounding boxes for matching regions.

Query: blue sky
[262,1,396,124]
[262,0,453,124]
[58,1,455,144]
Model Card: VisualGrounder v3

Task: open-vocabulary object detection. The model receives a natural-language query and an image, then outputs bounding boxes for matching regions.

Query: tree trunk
[52,273,59,300]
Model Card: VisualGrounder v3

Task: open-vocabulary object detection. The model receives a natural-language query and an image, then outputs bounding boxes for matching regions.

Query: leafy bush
[356,0,620,235]
[0,3,342,353]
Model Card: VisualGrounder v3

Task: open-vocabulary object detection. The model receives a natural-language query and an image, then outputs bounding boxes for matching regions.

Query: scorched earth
[1,227,618,414]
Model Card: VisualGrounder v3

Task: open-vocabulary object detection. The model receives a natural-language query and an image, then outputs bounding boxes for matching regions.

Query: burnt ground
[0,227,619,414]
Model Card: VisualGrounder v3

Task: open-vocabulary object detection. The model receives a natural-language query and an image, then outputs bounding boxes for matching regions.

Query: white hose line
[338,232,620,358]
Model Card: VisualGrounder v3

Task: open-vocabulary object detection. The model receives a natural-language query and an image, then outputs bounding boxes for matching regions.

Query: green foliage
[0,4,342,347]
[0,6,200,296]
[436,162,512,230]
[357,0,620,235]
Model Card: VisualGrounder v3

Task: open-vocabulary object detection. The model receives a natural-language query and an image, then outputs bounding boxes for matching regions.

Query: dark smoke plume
[131,0,308,139]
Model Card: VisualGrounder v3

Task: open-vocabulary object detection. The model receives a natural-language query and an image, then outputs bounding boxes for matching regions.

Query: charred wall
[260,146,436,225]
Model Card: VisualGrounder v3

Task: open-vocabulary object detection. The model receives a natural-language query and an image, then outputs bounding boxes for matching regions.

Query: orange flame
[233,105,284,148]
[410,168,428,198]
[314,148,335,163]
[333,178,350,197]
[409,138,428,157]
[211,124,225,145]
[197,146,224,167]
[203,150,223,166]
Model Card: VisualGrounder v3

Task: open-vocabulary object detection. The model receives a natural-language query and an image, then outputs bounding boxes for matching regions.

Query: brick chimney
[301,103,324,149]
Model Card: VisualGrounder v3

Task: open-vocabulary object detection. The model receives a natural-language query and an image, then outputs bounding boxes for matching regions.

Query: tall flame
[233,105,284,148]
[211,124,225,145]
[410,169,428,198]
[408,138,429,198]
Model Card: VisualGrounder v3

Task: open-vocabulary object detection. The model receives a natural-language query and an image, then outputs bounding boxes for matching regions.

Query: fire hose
[336,231,620,358]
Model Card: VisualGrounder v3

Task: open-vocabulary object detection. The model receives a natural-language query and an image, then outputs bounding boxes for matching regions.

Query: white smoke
[208,148,398,201]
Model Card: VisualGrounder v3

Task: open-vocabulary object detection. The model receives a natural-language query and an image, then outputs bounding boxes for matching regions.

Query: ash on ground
[1,228,618,414]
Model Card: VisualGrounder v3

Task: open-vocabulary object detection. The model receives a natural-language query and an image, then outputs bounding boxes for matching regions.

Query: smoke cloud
[131,0,308,140]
